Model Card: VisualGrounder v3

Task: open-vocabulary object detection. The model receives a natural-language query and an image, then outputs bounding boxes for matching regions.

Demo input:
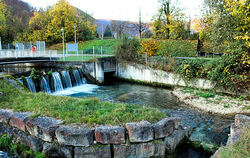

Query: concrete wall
[115,62,216,90]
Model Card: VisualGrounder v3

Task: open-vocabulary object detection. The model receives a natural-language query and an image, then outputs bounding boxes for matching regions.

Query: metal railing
[0,50,59,59]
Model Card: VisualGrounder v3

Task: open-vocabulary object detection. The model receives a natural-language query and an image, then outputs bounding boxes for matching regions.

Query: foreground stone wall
[211,114,250,158]
[115,62,215,90]
[0,108,188,158]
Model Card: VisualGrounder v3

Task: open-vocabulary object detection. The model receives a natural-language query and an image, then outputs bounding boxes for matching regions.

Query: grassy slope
[215,126,250,158]
[0,79,166,125]
[48,39,119,50]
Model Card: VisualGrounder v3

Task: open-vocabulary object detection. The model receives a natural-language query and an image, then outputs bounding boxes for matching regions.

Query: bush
[157,40,197,57]
[115,37,141,62]
[176,59,205,80]
[139,39,161,56]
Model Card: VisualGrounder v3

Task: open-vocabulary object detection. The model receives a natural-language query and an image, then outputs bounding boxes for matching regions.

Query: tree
[0,0,8,42]
[22,0,96,44]
[152,0,187,39]
[104,24,112,37]
[132,8,149,38]
[111,20,128,39]
[202,0,249,54]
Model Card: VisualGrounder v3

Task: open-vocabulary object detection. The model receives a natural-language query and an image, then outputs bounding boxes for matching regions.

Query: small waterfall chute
[61,71,72,88]
[25,77,36,93]
[17,78,23,84]
[73,69,83,85]
[52,72,64,92]
[40,76,51,93]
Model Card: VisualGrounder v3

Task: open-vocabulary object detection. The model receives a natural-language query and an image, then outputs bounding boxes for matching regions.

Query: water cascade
[73,69,83,85]
[52,72,64,92]
[25,77,36,93]
[61,71,72,88]
[40,76,51,93]
[17,78,23,84]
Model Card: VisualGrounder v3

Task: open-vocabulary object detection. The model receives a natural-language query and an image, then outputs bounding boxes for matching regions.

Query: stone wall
[0,108,188,158]
[115,62,215,90]
[211,114,250,158]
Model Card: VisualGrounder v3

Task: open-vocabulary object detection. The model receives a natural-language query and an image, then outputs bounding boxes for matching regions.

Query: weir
[40,76,51,93]
[52,72,64,92]
[61,71,72,88]
[25,77,36,93]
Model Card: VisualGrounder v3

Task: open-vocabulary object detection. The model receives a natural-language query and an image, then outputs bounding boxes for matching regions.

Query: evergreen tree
[104,24,112,37]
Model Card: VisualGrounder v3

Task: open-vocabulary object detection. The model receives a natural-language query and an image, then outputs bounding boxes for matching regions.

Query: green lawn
[78,39,119,49]
[0,79,166,125]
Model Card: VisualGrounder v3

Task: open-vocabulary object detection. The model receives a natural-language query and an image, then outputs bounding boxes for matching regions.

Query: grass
[0,134,45,158]
[0,79,166,125]
[78,39,119,49]
[215,126,250,158]
[48,39,119,50]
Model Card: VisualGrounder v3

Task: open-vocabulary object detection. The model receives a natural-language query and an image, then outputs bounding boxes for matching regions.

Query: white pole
[61,28,65,61]
[0,37,2,51]
[93,46,95,57]
[101,46,103,57]
[74,24,77,44]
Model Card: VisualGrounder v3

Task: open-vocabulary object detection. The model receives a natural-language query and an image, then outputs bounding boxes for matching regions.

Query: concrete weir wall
[0,109,189,158]
[115,62,215,89]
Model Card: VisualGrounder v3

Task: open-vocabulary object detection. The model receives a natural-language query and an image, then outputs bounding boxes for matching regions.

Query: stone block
[125,121,154,143]
[154,118,175,139]
[235,114,250,127]
[95,126,125,144]
[75,145,111,158]
[9,112,33,132]
[0,122,43,151]
[55,124,94,147]
[0,109,13,124]
[43,142,73,158]
[26,116,63,142]
[113,140,165,158]
[164,125,191,152]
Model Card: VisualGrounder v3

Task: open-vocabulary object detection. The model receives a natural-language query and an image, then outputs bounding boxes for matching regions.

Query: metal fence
[0,50,59,59]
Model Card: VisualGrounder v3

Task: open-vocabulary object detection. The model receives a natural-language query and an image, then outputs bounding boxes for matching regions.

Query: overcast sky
[22,0,204,22]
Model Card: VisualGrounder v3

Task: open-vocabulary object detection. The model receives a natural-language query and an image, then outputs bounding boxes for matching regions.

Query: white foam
[52,84,99,96]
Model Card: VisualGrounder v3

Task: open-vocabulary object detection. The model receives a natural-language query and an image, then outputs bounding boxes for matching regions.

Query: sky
[22,0,204,22]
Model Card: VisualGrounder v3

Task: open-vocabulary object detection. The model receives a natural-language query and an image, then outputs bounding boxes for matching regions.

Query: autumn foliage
[139,40,161,56]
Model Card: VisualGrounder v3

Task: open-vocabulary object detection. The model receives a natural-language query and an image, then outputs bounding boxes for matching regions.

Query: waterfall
[52,72,64,92]
[82,78,87,84]
[17,78,23,84]
[40,76,51,93]
[61,71,72,88]
[73,69,83,85]
[26,77,36,93]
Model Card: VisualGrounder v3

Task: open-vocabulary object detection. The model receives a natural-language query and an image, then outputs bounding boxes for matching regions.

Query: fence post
[93,46,95,57]
[145,53,147,65]
[101,46,103,57]
[49,50,51,61]
[82,50,84,62]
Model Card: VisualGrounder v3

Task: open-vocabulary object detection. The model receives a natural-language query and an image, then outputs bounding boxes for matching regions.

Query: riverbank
[0,79,166,125]
[172,88,250,115]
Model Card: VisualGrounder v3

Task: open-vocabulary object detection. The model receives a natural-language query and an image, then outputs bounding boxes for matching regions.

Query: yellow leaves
[139,40,161,56]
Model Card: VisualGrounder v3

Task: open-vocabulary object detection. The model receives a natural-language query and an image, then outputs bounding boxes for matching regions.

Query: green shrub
[115,36,141,62]
[157,40,197,57]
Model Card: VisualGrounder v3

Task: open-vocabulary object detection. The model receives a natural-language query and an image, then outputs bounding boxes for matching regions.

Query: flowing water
[73,69,83,86]
[61,71,72,88]
[40,76,51,93]
[52,72,64,92]
[25,77,36,93]
[54,81,234,157]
